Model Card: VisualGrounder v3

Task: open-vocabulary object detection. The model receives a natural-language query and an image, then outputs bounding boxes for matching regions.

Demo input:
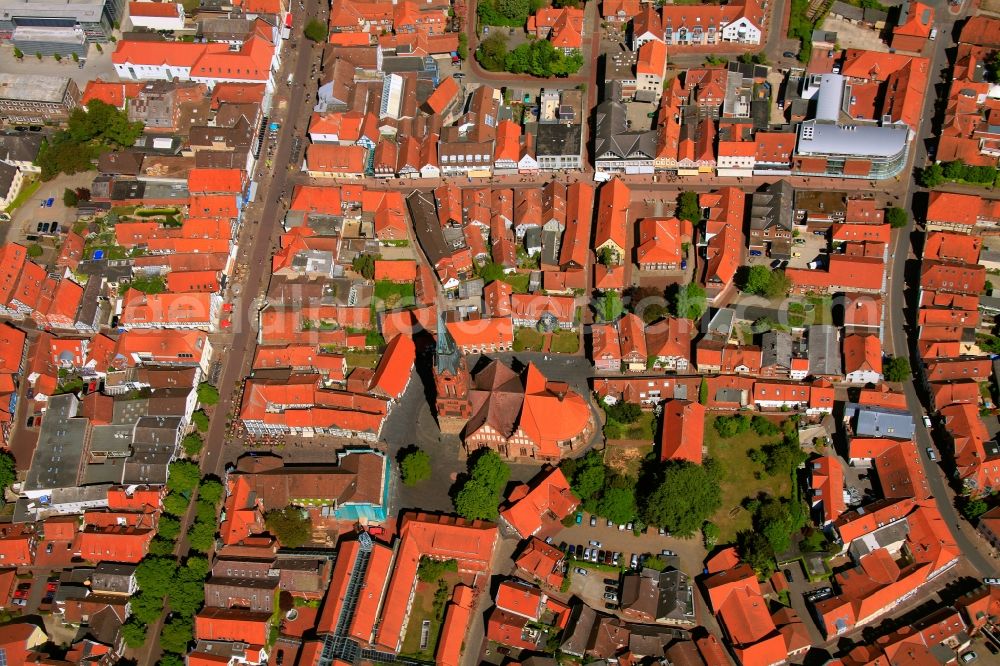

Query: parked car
[589,540,602,548]
[617,523,626,531]
[630,554,639,569]
[603,592,618,601]
[794,238,806,245]
[590,550,598,562]
[603,578,618,586]
[984,578,1000,585]
[568,545,576,557]
[606,518,613,527]
[927,447,938,462]
[545,536,553,544]
[598,550,606,563]
[612,552,621,566]
[657,527,666,535]
[605,585,618,593]
[575,512,582,524]
[626,522,633,531]
[923,415,932,427]
[961,652,977,663]
[770,259,783,269]
[783,51,795,57]
[583,548,591,560]
[575,567,588,576]
[11,598,26,607]
[784,568,794,583]
[590,515,597,527]
[661,549,676,557]
[45,197,54,207]
[604,602,618,610]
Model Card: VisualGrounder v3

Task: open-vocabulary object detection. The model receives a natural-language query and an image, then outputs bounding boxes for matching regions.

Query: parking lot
[787,229,828,269]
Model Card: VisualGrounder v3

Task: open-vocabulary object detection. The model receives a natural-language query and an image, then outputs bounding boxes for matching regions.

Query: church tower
[433,314,471,432]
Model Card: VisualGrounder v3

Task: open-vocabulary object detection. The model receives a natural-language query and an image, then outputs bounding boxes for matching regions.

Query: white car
[589,540,602,548]
[575,567,588,576]
[983,578,1000,585]
[583,548,591,560]
[923,415,932,428]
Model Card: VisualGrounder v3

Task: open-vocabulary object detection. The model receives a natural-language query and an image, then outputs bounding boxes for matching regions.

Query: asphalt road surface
[883,2,999,577]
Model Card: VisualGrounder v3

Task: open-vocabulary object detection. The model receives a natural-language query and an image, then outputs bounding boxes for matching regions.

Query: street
[881,1,1000,577]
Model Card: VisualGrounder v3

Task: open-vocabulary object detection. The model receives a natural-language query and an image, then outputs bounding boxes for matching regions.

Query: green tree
[988,51,1000,84]
[162,492,188,517]
[192,409,209,432]
[187,520,216,553]
[737,529,776,577]
[641,461,722,536]
[604,401,641,424]
[199,477,224,504]
[400,449,432,486]
[0,452,16,500]
[417,556,458,583]
[160,618,193,655]
[454,479,499,520]
[699,377,708,405]
[182,432,204,457]
[351,253,377,279]
[469,449,510,491]
[572,463,606,503]
[737,265,790,299]
[884,356,911,382]
[476,33,509,72]
[918,163,944,188]
[158,655,186,666]
[714,414,750,438]
[457,33,468,60]
[197,382,220,405]
[265,507,313,547]
[496,0,529,20]
[303,18,328,42]
[128,275,165,294]
[12,47,22,59]
[673,282,707,321]
[122,618,147,648]
[960,495,989,521]
[130,591,164,624]
[167,460,200,493]
[168,579,206,617]
[158,515,181,541]
[886,207,908,229]
[63,188,78,207]
[597,486,637,525]
[182,555,211,581]
[147,537,176,556]
[26,244,43,258]
[703,521,720,548]
[71,52,79,62]
[676,191,701,225]
[137,556,179,598]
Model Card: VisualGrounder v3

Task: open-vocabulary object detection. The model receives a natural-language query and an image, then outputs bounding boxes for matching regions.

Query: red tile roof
[500,468,578,539]
[195,607,271,646]
[373,260,417,283]
[495,580,544,620]
[660,399,705,464]
[811,456,846,525]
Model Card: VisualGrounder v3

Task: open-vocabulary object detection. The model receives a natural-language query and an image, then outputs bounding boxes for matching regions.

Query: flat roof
[797,120,909,159]
[24,394,88,493]
[0,73,70,103]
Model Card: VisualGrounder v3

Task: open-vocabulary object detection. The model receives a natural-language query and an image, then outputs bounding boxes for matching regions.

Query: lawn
[345,351,380,369]
[373,280,415,311]
[502,272,531,293]
[550,329,579,354]
[5,179,40,213]
[787,296,832,327]
[604,412,656,442]
[399,571,461,659]
[704,415,791,542]
[514,327,544,351]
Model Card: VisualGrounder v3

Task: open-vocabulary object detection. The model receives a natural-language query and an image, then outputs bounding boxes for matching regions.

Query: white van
[930,28,938,40]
